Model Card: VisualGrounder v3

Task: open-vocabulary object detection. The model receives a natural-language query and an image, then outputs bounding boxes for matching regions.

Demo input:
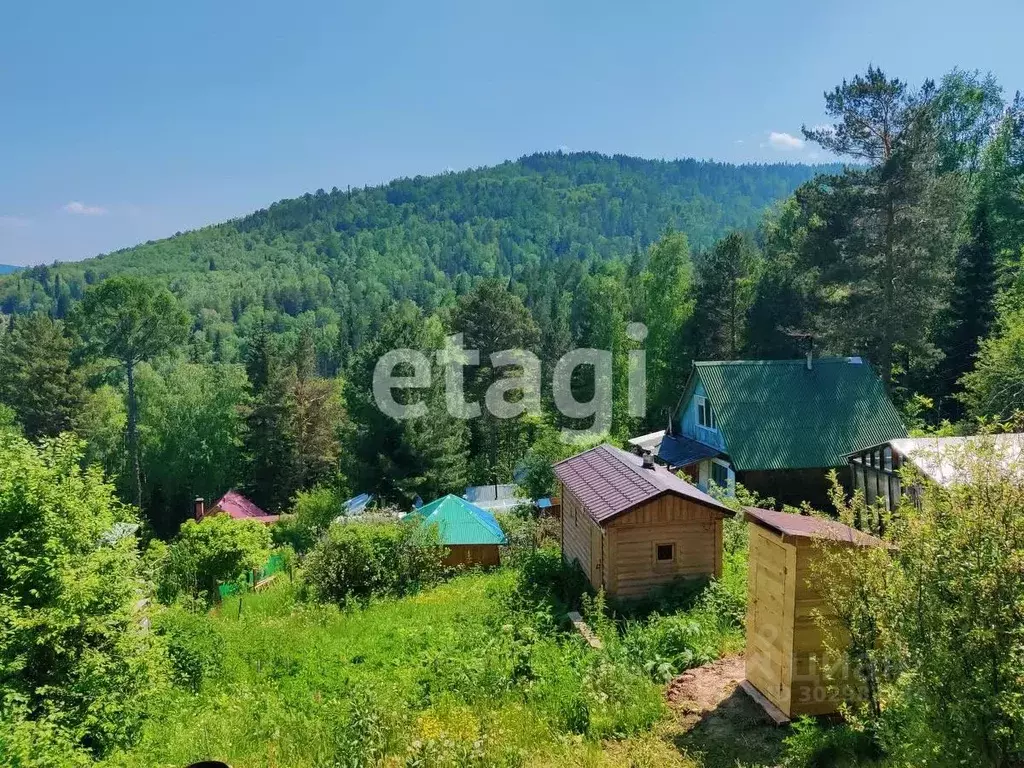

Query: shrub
[159,514,273,601]
[0,432,167,757]
[303,519,444,606]
[812,445,1024,766]
[783,717,881,767]
[272,484,343,553]
[620,612,720,682]
[153,607,224,692]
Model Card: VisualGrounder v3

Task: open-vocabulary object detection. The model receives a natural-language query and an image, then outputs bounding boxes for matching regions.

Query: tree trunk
[126,360,142,510]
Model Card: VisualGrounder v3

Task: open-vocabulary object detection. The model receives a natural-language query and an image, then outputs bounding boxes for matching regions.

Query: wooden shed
[743,506,884,719]
[405,494,508,568]
[553,444,734,599]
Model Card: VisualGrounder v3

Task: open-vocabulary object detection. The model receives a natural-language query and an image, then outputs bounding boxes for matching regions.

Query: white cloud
[63,200,107,215]
[768,131,804,151]
[0,215,31,228]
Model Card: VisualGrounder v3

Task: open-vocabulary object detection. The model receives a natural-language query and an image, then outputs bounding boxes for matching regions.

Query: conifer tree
[0,313,84,440]
[243,324,299,512]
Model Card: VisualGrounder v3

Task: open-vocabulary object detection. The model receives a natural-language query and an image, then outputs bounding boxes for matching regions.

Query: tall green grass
[102,567,667,767]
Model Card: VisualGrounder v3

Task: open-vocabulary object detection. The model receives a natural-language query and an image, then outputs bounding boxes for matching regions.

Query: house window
[711,461,729,488]
[696,396,717,430]
[656,543,675,562]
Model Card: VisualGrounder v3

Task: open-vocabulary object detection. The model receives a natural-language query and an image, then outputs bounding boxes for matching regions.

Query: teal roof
[689,357,906,472]
[406,494,508,546]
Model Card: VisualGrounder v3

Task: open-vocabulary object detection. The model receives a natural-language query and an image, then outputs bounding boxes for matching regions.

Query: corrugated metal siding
[695,357,906,472]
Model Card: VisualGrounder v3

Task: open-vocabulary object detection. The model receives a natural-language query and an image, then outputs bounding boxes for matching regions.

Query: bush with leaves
[809,443,1024,767]
[159,513,273,601]
[0,430,167,758]
[271,484,344,553]
[153,607,224,692]
[303,518,445,606]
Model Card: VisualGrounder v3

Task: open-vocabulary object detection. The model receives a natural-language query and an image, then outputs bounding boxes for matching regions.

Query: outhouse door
[748,531,789,706]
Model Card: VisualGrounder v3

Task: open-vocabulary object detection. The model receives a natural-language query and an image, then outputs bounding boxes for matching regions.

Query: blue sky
[2,0,1023,266]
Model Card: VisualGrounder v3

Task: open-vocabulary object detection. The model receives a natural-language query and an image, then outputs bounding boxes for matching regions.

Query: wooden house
[553,443,734,599]
[630,356,906,508]
[744,506,884,719]
[847,434,1024,511]
[406,494,508,567]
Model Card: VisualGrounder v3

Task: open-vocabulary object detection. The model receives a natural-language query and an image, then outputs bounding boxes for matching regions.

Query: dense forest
[1,67,1023,534]
[2,64,1024,768]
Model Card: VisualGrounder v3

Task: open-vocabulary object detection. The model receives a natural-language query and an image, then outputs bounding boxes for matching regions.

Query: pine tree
[939,201,997,413]
[692,232,761,360]
[0,313,85,440]
[243,326,299,512]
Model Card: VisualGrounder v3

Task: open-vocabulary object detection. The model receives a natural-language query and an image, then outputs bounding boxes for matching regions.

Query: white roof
[887,434,1024,486]
[628,430,666,451]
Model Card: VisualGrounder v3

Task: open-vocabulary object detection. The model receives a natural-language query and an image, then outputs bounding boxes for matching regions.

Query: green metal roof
[691,357,906,472]
[406,495,508,546]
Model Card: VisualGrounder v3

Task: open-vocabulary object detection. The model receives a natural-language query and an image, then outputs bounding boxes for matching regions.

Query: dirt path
[666,655,787,768]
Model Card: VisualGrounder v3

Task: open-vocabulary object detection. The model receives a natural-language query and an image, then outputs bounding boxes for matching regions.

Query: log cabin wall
[560,484,604,589]
[604,495,722,598]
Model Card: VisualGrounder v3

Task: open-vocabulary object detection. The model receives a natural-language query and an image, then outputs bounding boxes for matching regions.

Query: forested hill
[0,152,833,357]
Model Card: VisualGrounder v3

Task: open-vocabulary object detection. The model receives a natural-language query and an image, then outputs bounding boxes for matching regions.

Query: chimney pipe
[194,497,205,521]
[641,451,655,469]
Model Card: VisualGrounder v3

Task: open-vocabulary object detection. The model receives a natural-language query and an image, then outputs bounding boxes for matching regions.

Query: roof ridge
[599,443,662,494]
[694,356,863,367]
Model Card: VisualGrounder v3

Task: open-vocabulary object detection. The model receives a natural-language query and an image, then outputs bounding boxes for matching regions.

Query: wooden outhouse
[743,506,884,719]
[553,444,734,599]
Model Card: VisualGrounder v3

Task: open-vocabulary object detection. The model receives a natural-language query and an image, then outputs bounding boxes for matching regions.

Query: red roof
[210,491,280,524]
[553,443,733,525]
[743,506,883,547]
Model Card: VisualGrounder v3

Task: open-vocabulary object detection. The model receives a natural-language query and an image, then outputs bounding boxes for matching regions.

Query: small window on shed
[656,543,675,562]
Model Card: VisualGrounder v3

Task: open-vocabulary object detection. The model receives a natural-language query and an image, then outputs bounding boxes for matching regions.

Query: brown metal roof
[553,443,733,525]
[743,506,883,547]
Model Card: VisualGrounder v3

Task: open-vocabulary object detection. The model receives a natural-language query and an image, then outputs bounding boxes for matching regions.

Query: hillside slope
[0,152,833,358]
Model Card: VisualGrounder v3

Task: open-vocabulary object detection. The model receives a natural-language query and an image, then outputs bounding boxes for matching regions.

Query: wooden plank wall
[745,523,795,715]
[442,544,500,568]
[605,495,722,598]
[789,541,850,716]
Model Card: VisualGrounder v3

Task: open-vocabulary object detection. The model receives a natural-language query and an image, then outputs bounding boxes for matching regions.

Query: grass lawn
[101,568,686,767]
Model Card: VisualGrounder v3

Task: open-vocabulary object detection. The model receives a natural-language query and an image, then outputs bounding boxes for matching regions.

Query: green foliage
[73,276,190,509]
[303,519,446,606]
[158,514,273,601]
[271,483,345,553]
[812,442,1024,766]
[344,303,470,505]
[103,570,666,766]
[783,718,882,768]
[153,607,224,692]
[516,421,606,499]
[0,431,166,757]
[961,305,1024,420]
[135,361,250,535]
[0,313,85,440]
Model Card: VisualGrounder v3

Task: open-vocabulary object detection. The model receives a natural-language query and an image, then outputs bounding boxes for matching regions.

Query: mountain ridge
[0,151,837,357]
